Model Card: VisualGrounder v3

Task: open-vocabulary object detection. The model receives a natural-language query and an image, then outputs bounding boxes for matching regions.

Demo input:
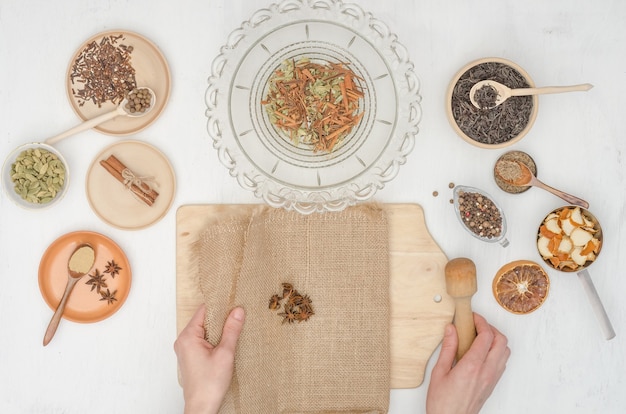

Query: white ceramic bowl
[2,142,69,210]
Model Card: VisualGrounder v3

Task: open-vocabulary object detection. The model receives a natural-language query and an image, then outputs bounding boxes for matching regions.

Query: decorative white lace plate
[206,0,421,214]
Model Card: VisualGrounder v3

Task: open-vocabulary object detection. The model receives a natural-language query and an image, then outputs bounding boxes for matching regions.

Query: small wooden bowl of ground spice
[446,57,539,149]
[493,151,538,194]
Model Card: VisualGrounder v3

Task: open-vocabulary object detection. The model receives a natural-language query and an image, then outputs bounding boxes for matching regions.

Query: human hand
[174,304,246,414]
[426,312,510,414]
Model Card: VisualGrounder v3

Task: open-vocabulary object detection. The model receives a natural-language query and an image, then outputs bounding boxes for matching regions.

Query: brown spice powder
[495,160,523,182]
[493,151,537,194]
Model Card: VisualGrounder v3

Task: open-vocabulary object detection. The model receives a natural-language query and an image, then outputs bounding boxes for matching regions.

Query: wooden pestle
[445,257,477,361]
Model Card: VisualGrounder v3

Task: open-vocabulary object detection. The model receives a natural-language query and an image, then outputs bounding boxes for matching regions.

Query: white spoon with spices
[470,80,592,109]
[45,87,155,145]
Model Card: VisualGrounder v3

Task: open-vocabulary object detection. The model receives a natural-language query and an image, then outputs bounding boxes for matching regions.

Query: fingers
[462,313,496,363]
[218,307,246,353]
[190,304,207,329]
[174,304,207,355]
[178,304,207,339]
[432,324,458,378]
[484,323,510,372]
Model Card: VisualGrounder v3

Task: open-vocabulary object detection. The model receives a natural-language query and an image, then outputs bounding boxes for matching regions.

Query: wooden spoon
[470,80,593,109]
[496,160,589,209]
[445,258,477,361]
[43,243,95,346]
[45,87,155,145]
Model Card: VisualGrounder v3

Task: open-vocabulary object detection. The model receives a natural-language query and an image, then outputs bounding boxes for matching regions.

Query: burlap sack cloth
[196,204,390,414]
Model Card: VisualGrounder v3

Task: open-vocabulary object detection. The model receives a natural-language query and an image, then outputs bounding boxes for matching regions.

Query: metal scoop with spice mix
[453,185,509,247]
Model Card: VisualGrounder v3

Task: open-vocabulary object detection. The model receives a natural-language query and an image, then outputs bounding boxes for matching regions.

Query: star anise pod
[99,288,118,305]
[104,260,122,278]
[268,294,281,310]
[85,269,107,294]
[281,283,293,299]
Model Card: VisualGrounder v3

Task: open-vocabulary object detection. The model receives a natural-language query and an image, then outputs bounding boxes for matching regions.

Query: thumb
[432,324,458,377]
[218,307,246,352]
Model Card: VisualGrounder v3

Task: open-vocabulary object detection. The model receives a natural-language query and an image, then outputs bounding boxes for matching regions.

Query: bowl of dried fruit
[205,0,422,214]
[536,205,615,339]
[446,57,539,149]
[536,205,602,272]
[2,142,69,210]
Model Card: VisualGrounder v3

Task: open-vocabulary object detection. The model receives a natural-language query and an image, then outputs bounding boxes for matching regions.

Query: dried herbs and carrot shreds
[70,34,137,107]
[262,58,364,153]
[269,282,314,324]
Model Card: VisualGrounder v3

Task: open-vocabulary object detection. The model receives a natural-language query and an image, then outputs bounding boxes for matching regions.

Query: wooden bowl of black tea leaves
[446,57,539,149]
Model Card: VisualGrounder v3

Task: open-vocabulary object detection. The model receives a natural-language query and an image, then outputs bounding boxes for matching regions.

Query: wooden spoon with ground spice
[43,244,95,346]
[495,160,589,208]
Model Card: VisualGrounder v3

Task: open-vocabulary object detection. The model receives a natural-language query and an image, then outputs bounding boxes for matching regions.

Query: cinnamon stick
[99,155,159,206]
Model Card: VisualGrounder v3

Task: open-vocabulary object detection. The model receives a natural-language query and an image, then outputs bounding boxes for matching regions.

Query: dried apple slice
[560,216,576,236]
[557,236,573,253]
[545,217,562,235]
[571,247,588,266]
[580,240,596,256]
[570,207,584,226]
[570,227,594,247]
[537,236,553,258]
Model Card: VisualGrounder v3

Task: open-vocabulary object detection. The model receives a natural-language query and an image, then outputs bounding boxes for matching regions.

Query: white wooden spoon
[470,80,593,109]
[45,87,155,145]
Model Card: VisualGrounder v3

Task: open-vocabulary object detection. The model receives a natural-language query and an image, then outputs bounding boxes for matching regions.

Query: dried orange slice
[492,260,550,314]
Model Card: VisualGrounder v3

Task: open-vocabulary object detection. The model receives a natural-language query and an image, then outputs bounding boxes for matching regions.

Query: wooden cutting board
[176,204,454,389]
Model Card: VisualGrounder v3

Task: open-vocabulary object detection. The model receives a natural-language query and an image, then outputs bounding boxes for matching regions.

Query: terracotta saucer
[39,231,131,323]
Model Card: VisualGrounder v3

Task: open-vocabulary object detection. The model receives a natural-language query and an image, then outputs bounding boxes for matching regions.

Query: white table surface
[1,0,625,413]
